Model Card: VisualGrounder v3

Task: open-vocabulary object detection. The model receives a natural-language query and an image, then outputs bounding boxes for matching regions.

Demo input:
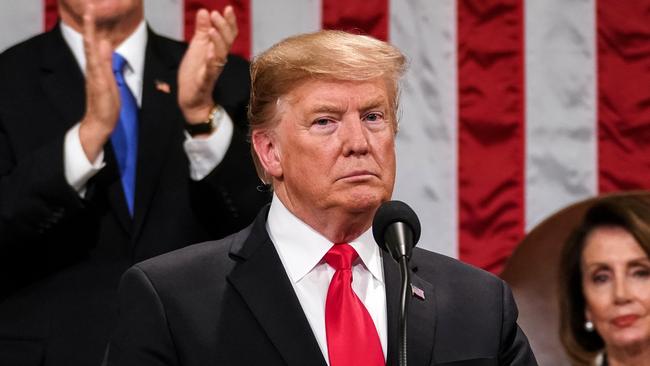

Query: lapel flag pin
[155,79,171,94]
[411,284,425,300]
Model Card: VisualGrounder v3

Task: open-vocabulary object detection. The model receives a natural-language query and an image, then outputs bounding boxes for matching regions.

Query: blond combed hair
[248,30,407,184]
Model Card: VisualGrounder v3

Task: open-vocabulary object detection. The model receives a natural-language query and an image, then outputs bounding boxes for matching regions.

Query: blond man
[106,30,537,366]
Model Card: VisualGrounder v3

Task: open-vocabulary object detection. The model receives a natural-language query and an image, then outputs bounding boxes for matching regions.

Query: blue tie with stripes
[111,52,138,216]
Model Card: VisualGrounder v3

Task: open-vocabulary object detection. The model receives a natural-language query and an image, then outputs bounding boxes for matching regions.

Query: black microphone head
[372,200,421,253]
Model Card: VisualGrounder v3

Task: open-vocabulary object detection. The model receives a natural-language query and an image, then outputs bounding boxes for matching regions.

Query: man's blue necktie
[111,53,138,216]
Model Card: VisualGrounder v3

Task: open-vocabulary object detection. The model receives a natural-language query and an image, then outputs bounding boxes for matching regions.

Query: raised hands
[78,3,120,162]
[178,6,238,124]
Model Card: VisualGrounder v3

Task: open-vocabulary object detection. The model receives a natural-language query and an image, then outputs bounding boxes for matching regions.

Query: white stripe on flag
[524,0,598,230]
[144,0,184,41]
[390,0,458,258]
[0,2,43,52]
[251,0,321,58]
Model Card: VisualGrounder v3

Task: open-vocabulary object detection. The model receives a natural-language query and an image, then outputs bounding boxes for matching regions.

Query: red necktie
[325,243,384,366]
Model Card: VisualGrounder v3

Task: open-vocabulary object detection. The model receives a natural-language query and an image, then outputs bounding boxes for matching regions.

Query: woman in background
[559,196,650,366]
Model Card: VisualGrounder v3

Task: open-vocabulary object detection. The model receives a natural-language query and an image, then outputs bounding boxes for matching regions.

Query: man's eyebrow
[308,104,346,114]
[305,96,388,114]
[359,96,388,111]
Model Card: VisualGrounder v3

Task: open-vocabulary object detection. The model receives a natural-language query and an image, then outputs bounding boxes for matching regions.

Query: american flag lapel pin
[411,284,425,300]
[154,79,171,94]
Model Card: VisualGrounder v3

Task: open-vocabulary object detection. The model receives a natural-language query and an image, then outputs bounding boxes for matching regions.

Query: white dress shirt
[60,20,234,195]
[266,194,388,365]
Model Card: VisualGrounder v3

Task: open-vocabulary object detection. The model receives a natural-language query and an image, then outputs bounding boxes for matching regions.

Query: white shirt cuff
[64,123,105,196]
[183,107,234,181]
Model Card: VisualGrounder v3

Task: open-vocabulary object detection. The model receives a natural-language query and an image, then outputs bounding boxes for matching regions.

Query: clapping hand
[178,6,238,124]
[78,3,120,161]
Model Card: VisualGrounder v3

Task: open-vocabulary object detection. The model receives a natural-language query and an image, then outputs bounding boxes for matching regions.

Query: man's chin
[339,191,387,213]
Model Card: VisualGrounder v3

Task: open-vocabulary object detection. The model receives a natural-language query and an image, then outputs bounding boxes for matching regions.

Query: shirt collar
[60,19,148,80]
[267,194,384,285]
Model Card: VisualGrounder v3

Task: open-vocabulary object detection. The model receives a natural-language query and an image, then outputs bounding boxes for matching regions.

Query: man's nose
[341,119,370,157]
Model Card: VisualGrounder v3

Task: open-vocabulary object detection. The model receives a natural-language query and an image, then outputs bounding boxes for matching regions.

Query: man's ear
[251,129,282,179]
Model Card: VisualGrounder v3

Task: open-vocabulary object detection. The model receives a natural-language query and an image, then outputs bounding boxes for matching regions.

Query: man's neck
[274,194,375,244]
[307,212,371,244]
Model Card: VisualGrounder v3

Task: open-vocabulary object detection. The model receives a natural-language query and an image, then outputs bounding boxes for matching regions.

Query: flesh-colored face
[254,78,396,226]
[582,226,650,352]
[58,0,143,30]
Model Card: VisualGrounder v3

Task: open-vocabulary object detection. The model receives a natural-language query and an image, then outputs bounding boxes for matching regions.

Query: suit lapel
[227,211,327,366]
[40,25,132,233]
[132,30,179,239]
[408,270,437,366]
[383,254,437,366]
[40,25,85,129]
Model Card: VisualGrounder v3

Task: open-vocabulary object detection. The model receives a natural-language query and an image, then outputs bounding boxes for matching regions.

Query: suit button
[38,222,51,233]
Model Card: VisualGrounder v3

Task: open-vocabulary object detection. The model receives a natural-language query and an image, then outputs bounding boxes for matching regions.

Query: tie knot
[325,243,358,271]
[112,52,127,74]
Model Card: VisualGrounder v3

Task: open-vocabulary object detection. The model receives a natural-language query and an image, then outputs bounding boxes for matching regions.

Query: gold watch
[185,105,222,136]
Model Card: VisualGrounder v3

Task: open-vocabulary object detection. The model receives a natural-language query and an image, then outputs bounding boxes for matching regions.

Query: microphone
[372,200,421,366]
[372,200,421,261]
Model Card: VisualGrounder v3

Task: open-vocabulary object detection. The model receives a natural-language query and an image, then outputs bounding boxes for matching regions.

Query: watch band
[185,105,222,136]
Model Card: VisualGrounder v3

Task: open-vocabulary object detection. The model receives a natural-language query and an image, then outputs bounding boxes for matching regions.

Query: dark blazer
[106,206,537,366]
[0,25,269,366]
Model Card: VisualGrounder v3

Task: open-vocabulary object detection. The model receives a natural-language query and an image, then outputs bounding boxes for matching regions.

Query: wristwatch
[184,105,222,136]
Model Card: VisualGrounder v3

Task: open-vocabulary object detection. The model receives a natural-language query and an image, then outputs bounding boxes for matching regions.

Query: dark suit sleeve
[106,266,179,366]
[188,54,270,239]
[0,122,85,248]
[0,39,89,251]
[498,281,538,366]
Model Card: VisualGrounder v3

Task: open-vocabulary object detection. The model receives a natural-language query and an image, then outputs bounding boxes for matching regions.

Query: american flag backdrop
[1,0,649,274]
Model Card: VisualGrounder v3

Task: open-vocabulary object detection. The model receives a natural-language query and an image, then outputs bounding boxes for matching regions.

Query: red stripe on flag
[457,0,526,274]
[597,1,650,192]
[44,0,58,31]
[184,0,251,60]
[322,0,388,41]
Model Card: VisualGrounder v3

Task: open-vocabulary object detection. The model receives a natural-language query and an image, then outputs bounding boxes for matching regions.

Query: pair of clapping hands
[79,3,237,161]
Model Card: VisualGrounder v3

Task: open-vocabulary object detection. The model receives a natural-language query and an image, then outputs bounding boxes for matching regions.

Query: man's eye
[364,112,383,122]
[314,118,331,126]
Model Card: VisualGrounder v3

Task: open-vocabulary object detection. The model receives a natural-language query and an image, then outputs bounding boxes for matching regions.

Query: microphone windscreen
[372,200,421,250]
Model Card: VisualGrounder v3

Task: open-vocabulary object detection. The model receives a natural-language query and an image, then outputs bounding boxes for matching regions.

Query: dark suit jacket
[0,25,269,366]
[106,206,537,366]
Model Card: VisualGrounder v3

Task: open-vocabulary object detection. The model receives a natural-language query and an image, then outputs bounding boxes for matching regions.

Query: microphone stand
[398,255,410,366]
[384,222,413,366]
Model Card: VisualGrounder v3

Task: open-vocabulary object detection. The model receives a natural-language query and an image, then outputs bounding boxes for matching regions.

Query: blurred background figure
[0,0,268,365]
[558,196,650,366]
[501,192,650,366]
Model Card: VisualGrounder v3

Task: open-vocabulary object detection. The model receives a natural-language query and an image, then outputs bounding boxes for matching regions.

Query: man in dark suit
[0,1,268,365]
[106,31,538,366]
